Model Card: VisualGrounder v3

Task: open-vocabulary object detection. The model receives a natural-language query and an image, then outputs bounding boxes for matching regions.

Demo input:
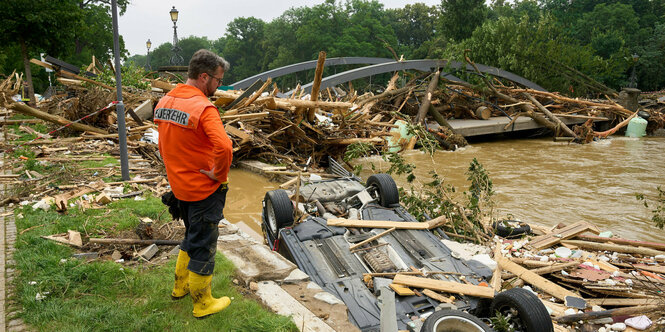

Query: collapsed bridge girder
[288,59,547,96]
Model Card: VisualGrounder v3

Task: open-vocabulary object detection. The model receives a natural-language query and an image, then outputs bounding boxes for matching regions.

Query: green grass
[12,197,298,332]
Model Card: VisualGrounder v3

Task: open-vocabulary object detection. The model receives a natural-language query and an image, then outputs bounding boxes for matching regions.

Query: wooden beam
[389,283,415,296]
[393,274,495,299]
[328,216,446,230]
[561,240,665,257]
[349,227,396,251]
[498,257,581,302]
[422,289,454,303]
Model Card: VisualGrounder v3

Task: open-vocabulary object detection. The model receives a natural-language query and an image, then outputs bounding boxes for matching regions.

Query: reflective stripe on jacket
[154,84,233,202]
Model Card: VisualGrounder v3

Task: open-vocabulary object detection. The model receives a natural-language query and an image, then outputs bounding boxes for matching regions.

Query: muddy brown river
[225,137,665,243]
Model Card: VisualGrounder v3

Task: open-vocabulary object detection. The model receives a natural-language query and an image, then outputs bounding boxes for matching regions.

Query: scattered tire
[263,189,294,241]
[490,288,553,332]
[492,220,531,238]
[366,173,399,207]
[421,309,493,332]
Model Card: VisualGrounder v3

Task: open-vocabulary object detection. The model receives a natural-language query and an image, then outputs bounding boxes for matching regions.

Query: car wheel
[492,220,531,238]
[422,310,493,332]
[263,189,294,241]
[490,288,553,332]
[366,173,399,207]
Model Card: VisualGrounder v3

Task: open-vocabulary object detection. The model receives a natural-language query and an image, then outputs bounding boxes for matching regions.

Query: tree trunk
[20,38,36,106]
[308,51,327,123]
[415,70,440,124]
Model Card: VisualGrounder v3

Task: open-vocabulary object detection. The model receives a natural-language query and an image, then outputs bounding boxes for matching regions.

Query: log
[586,298,662,307]
[393,274,495,299]
[325,137,384,145]
[523,92,578,138]
[8,102,108,135]
[508,88,633,116]
[554,305,662,323]
[415,70,440,124]
[561,240,665,256]
[272,98,353,111]
[575,234,665,251]
[89,238,181,245]
[475,106,491,120]
[308,51,327,123]
[502,261,581,280]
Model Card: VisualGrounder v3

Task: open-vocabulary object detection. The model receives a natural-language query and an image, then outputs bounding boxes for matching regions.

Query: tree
[221,17,266,83]
[438,0,488,42]
[177,36,213,65]
[386,3,437,59]
[0,0,82,104]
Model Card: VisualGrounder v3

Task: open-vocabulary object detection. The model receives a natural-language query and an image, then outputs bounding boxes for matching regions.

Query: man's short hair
[188,49,230,79]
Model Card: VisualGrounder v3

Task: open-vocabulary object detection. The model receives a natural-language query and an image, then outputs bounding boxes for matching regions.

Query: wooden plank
[389,283,415,296]
[393,274,495,299]
[490,242,503,292]
[422,289,454,303]
[540,299,565,317]
[225,125,252,145]
[528,221,600,250]
[328,216,446,230]
[498,257,581,302]
[561,240,665,257]
[349,227,396,251]
[586,298,662,307]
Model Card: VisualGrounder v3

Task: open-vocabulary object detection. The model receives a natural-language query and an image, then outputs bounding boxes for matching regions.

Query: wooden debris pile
[1,54,664,170]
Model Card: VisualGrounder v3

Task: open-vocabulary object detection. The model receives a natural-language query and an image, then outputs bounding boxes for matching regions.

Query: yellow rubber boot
[189,272,231,318]
[171,250,190,300]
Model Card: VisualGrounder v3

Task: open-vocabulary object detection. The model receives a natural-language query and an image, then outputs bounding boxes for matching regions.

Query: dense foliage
[2,0,664,95]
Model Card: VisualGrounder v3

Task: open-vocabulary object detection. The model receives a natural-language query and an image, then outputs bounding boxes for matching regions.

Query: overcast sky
[118,0,441,56]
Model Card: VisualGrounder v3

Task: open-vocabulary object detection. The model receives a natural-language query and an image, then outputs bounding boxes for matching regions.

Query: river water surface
[225,137,665,243]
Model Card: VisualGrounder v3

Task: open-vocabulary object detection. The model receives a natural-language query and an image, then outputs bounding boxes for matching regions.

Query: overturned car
[261,166,552,332]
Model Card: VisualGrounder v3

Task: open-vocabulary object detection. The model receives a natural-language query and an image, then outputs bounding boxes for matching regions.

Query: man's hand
[200,168,219,181]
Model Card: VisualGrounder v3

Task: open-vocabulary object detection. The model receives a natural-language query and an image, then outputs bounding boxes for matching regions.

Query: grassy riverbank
[11,196,296,332]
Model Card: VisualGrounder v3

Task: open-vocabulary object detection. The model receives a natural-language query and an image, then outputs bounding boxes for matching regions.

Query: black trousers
[179,183,228,275]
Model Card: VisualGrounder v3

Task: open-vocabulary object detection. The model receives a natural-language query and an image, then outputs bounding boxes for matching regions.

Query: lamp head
[170,6,179,23]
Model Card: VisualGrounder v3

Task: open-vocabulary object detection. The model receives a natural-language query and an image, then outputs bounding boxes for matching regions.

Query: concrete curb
[217,219,358,332]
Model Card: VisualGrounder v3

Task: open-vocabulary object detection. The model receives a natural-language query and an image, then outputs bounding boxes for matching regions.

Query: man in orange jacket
[154,49,233,318]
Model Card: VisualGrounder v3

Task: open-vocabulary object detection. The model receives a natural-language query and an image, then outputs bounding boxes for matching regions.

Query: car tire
[366,173,399,207]
[492,220,531,238]
[263,189,294,241]
[421,309,493,332]
[490,288,553,332]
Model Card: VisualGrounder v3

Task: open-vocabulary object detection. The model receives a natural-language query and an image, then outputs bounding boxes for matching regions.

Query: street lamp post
[146,39,152,70]
[629,53,639,88]
[169,6,183,66]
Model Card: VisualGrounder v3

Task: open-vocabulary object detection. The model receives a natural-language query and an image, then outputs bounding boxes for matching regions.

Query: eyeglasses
[207,73,224,87]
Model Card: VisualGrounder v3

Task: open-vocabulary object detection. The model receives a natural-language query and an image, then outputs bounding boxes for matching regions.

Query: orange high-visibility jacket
[154,84,233,202]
